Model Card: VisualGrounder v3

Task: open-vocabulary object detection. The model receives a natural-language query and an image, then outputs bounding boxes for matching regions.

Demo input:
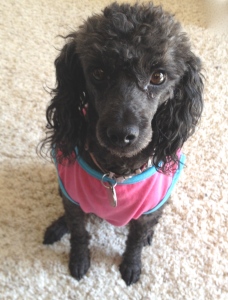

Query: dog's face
[81,53,175,158]
[83,62,171,158]
[75,5,191,158]
[47,3,203,169]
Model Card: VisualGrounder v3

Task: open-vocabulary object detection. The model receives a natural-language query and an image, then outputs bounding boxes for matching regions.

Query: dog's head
[44,2,203,169]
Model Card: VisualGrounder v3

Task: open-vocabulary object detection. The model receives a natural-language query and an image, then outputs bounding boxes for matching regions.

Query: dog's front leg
[119,209,163,285]
[62,195,90,281]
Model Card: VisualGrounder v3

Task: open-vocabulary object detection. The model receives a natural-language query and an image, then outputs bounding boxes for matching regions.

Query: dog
[41,2,203,285]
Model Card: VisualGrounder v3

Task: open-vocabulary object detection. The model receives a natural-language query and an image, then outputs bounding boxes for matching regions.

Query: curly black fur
[42,2,203,285]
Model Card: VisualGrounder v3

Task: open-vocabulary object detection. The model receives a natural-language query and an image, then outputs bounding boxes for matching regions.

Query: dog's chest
[54,150,185,226]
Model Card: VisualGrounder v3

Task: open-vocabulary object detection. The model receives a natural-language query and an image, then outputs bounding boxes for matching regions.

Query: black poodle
[42,2,203,286]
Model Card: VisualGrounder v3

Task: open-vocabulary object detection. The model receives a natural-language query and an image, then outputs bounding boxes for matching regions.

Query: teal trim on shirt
[143,153,186,214]
[75,147,158,185]
[52,147,186,215]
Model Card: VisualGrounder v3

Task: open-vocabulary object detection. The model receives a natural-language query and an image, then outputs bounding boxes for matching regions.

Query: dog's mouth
[106,141,152,158]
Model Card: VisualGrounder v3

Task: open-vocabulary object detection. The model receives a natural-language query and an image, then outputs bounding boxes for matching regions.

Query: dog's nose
[107,125,139,147]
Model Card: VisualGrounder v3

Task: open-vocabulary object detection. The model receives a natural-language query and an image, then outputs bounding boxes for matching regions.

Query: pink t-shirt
[54,149,185,226]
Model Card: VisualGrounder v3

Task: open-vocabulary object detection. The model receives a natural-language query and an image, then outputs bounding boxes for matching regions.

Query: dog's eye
[150,71,166,85]
[92,69,105,81]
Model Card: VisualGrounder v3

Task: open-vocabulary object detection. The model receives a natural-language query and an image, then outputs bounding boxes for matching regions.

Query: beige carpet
[0,0,227,299]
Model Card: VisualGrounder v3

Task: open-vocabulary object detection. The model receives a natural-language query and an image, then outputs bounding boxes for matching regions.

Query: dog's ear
[45,35,87,162]
[152,53,204,170]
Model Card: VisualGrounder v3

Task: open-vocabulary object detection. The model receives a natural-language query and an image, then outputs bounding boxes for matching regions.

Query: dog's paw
[69,251,90,281]
[43,216,69,245]
[119,260,141,286]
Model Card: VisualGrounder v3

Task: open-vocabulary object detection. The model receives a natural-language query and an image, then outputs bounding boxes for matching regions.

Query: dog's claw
[69,252,90,281]
[119,260,141,286]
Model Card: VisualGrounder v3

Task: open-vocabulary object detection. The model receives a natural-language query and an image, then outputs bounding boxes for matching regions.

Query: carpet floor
[0,0,227,299]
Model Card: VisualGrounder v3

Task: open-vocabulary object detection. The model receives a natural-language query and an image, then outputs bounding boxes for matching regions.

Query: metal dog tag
[101,174,118,207]
[109,184,117,207]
